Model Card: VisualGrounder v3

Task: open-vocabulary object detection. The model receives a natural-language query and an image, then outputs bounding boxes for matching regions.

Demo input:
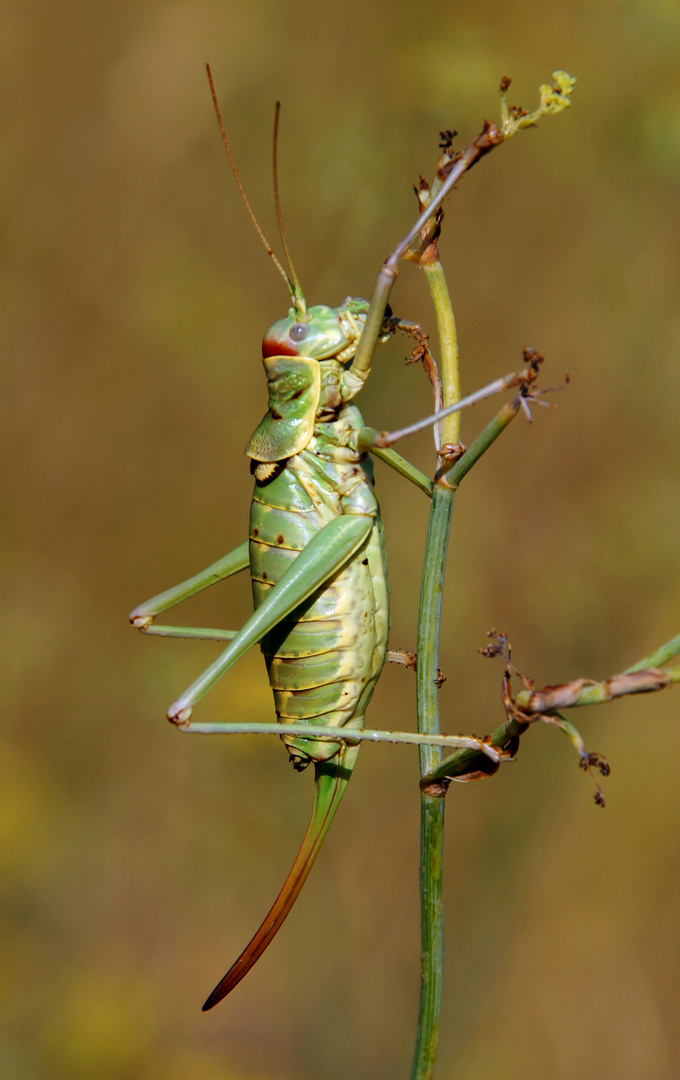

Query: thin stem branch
[421,711,524,786]
[350,71,576,383]
[515,664,680,713]
[442,397,521,488]
[422,636,680,786]
[422,260,460,451]
[623,633,680,674]
[410,255,459,1080]
[350,123,505,381]
[368,370,526,448]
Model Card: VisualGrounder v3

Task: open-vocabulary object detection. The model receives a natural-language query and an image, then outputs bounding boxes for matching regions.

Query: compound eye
[289,323,309,342]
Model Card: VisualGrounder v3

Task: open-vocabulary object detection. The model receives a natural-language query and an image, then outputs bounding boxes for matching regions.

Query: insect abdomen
[248,448,388,768]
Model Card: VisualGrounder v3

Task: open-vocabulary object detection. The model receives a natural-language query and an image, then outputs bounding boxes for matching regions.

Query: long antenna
[273,102,306,316]
[205,63,297,306]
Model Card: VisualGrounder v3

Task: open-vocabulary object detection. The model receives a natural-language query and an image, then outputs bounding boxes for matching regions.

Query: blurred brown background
[3,0,680,1077]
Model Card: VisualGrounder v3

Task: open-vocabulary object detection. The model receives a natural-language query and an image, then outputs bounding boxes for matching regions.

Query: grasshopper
[131,66,537,1010]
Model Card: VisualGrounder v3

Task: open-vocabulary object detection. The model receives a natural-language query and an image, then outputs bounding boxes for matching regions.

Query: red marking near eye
[263,336,299,358]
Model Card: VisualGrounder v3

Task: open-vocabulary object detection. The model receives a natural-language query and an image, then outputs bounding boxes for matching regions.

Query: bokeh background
[3,0,680,1077]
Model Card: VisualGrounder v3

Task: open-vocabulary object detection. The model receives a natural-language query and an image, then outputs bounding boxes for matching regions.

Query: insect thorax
[246,354,368,470]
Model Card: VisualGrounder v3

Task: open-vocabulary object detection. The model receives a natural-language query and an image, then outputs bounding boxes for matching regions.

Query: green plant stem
[515,666,680,711]
[409,255,458,1080]
[422,639,680,786]
[421,712,525,785]
[624,633,680,673]
[422,261,460,450]
[445,398,521,488]
[411,485,453,1080]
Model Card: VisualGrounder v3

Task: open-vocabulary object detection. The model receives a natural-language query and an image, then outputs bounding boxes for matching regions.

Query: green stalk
[623,633,680,673]
[423,260,461,450]
[409,256,458,1080]
[411,486,452,1080]
[422,712,526,786]
[423,636,680,787]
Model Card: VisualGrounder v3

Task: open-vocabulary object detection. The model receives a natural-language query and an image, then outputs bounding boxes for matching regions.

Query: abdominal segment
[249,449,389,767]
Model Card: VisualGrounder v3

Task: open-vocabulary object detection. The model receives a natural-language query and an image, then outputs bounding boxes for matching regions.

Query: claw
[130,613,154,629]
[168,706,193,727]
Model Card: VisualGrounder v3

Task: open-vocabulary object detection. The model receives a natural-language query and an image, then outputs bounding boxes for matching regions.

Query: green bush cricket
[131,66,575,1011]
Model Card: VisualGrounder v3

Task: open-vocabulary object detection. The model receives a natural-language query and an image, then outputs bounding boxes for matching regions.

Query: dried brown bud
[439,442,466,464]
[479,629,508,659]
[588,752,611,777]
[438,128,458,151]
[523,346,545,368]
